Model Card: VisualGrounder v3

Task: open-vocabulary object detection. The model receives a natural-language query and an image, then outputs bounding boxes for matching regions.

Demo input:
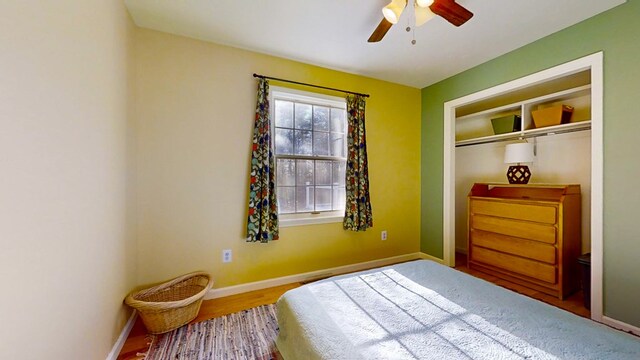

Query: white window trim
[271,86,346,109]
[279,210,345,227]
[270,86,347,227]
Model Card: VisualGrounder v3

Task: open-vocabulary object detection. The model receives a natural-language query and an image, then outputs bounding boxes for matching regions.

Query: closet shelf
[455,120,591,147]
[455,81,592,147]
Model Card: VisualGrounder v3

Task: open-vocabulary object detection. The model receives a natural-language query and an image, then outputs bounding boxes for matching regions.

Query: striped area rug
[145,304,280,360]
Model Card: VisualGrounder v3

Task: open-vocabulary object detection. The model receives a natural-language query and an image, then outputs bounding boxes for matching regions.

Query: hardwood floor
[117,256,589,359]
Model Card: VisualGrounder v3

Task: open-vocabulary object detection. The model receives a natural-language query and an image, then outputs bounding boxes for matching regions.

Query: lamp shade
[416,0,434,7]
[382,0,407,24]
[504,143,535,164]
[415,5,436,26]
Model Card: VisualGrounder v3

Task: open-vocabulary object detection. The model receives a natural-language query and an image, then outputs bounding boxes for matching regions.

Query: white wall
[455,131,591,254]
[0,1,136,358]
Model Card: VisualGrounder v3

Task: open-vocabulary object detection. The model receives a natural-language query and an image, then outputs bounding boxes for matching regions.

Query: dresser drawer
[470,199,557,224]
[471,246,557,284]
[471,214,556,244]
[470,229,556,264]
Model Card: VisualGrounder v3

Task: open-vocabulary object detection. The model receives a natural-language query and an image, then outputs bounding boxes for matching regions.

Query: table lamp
[504,142,535,184]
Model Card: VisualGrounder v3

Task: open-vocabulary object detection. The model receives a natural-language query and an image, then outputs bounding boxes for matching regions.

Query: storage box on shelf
[532,105,574,128]
[491,115,521,134]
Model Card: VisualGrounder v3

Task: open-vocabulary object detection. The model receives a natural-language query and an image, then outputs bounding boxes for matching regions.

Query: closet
[441,54,603,315]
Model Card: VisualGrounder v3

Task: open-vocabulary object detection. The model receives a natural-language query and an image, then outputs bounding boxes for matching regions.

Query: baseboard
[106,310,137,360]
[602,316,640,336]
[416,252,445,264]
[205,252,439,300]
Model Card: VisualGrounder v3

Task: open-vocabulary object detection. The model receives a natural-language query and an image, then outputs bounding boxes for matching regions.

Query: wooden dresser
[467,183,581,299]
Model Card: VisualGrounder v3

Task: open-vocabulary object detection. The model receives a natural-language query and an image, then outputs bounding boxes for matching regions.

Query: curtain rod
[253,73,370,98]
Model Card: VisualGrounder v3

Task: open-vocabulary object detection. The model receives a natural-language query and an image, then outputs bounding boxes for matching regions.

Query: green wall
[421,0,640,327]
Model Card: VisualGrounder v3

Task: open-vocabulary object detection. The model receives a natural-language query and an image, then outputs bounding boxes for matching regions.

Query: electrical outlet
[222,249,232,263]
[381,230,388,241]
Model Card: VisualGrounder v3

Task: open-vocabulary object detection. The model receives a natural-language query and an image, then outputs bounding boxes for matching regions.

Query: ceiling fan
[368,0,473,42]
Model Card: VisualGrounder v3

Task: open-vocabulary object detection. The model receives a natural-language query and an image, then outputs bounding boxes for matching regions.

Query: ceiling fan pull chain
[411,26,416,45]
[406,10,412,33]
[408,1,415,45]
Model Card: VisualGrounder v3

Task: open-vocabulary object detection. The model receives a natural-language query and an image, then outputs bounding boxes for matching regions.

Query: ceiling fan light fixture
[415,4,436,26]
[415,0,434,8]
[369,0,473,43]
[382,0,407,24]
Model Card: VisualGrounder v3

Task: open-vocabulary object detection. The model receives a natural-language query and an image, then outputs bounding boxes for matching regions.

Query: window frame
[269,86,347,227]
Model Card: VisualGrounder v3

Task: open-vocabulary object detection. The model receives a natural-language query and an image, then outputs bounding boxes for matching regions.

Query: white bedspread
[276,260,640,359]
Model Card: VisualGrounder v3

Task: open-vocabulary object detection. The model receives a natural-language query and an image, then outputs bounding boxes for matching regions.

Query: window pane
[313,131,329,156]
[331,108,346,133]
[313,106,329,131]
[275,128,293,155]
[295,103,312,130]
[277,187,296,214]
[330,132,345,157]
[315,161,332,185]
[273,90,348,216]
[332,161,346,186]
[294,130,312,155]
[275,100,293,128]
[332,187,346,211]
[296,186,314,212]
[315,187,332,211]
[277,159,295,186]
[296,160,314,186]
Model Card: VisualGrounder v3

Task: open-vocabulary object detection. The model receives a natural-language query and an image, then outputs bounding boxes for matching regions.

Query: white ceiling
[124,0,625,88]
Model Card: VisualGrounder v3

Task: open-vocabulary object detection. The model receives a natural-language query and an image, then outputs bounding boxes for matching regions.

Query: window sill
[280,212,344,227]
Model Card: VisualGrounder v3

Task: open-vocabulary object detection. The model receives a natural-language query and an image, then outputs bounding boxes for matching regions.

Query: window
[270,87,347,225]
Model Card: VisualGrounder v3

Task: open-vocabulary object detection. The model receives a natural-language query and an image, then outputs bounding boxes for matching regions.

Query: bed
[275,260,640,359]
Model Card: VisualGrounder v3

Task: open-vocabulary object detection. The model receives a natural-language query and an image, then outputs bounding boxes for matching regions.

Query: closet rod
[455,126,591,148]
[253,73,370,98]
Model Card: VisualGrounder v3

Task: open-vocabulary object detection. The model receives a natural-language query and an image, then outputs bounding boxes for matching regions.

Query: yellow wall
[0,1,136,359]
[135,29,421,287]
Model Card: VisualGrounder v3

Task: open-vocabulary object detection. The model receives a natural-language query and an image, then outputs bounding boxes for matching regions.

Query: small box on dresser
[467,183,581,299]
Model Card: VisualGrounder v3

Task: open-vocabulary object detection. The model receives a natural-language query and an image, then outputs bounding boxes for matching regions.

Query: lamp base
[507,165,531,184]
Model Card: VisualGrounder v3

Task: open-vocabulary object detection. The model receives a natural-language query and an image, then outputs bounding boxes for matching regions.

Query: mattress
[276,260,640,359]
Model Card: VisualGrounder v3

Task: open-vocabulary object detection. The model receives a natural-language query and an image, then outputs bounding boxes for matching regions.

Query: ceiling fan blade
[430,0,473,27]
[368,18,393,43]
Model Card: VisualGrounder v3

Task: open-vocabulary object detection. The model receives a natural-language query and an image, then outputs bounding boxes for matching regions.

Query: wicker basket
[125,271,213,334]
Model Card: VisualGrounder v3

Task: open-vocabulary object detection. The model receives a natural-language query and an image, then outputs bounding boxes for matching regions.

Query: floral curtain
[343,94,373,231]
[246,78,279,242]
